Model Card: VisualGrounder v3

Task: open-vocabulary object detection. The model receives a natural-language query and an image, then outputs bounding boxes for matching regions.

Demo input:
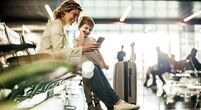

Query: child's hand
[79,30,85,38]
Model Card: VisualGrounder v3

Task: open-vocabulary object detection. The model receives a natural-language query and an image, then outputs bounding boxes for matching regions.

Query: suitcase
[113,61,137,104]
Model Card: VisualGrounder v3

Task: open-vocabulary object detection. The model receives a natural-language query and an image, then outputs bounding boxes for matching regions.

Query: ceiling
[0,0,201,29]
[0,0,61,26]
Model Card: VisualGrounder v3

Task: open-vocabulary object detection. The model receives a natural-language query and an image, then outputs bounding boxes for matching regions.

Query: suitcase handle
[124,62,128,101]
[129,68,132,97]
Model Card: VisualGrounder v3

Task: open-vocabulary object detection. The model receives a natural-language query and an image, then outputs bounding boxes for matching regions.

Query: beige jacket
[38,19,82,64]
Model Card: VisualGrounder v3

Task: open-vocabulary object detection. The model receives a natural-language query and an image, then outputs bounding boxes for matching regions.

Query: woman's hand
[82,43,100,52]
[104,64,109,70]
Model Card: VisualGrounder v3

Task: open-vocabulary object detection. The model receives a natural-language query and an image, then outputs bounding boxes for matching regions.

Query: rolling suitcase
[113,61,137,104]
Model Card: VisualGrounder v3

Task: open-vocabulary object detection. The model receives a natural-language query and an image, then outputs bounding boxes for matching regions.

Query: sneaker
[162,82,166,86]
[113,100,140,110]
[143,83,147,87]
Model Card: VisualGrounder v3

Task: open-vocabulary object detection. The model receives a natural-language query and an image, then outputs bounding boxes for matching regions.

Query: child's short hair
[78,16,95,29]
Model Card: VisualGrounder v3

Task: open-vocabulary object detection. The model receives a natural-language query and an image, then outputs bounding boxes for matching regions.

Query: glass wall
[89,24,184,75]
[195,25,201,61]
[77,0,201,76]
[80,23,199,77]
[81,0,180,18]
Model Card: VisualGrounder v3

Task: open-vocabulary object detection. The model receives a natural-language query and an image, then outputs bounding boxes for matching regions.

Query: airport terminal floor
[67,75,201,110]
[25,74,200,110]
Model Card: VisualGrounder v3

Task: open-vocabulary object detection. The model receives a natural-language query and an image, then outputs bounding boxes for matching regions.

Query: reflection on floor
[138,80,200,110]
[65,75,200,110]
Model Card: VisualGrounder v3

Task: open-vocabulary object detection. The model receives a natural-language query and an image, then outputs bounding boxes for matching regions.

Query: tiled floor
[27,74,201,110]
[65,75,201,110]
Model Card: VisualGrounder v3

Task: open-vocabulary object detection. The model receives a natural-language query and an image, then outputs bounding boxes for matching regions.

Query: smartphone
[97,37,105,44]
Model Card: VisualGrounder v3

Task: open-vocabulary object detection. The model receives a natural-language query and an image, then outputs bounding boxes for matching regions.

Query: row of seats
[0,23,77,110]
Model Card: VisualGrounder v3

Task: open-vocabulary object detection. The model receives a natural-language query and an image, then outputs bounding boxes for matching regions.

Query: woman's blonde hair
[53,0,82,19]
[78,16,95,29]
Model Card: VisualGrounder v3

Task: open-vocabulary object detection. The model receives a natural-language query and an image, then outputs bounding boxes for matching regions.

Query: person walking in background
[117,45,126,62]
[74,16,109,110]
[38,0,139,109]
[149,47,171,87]
[143,64,157,87]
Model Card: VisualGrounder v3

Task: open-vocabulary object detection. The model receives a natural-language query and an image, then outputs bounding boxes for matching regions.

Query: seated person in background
[173,59,186,73]
[170,54,178,73]
[74,16,109,110]
[170,54,187,73]
[186,48,201,70]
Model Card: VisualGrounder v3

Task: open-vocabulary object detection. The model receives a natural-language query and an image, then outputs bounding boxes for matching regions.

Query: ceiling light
[45,4,54,21]
[183,10,201,22]
[177,22,186,26]
[120,6,132,22]
[144,27,152,33]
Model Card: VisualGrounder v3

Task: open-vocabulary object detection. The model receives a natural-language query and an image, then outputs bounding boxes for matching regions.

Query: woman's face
[80,24,93,38]
[63,9,80,25]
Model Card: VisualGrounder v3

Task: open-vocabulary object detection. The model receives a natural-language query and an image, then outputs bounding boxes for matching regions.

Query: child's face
[80,24,93,38]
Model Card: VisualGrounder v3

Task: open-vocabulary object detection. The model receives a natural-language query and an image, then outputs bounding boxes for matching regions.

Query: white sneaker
[113,100,140,110]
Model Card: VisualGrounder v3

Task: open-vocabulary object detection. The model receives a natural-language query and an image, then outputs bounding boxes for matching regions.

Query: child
[74,16,109,110]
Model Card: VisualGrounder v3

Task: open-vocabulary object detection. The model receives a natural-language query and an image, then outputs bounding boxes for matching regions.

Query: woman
[38,0,139,109]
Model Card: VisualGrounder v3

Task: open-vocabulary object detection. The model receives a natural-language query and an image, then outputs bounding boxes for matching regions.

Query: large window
[81,0,179,18]
[92,24,182,74]
[78,0,197,74]
[193,2,201,18]
[195,25,201,60]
